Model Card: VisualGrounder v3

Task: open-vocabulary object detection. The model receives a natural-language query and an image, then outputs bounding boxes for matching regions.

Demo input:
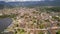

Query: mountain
[0,1,60,8]
[6,1,60,6]
[0,1,5,9]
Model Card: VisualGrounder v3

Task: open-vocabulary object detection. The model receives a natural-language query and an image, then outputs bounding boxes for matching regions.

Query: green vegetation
[57,23,60,26]
[0,14,18,19]
[44,19,50,22]
[39,24,45,29]
[20,15,24,18]
[32,11,39,14]
[38,31,44,34]
[45,7,60,12]
[52,16,60,21]
[14,29,25,34]
[56,30,60,34]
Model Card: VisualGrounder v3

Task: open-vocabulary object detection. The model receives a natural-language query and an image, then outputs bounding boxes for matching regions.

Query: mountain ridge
[0,1,60,8]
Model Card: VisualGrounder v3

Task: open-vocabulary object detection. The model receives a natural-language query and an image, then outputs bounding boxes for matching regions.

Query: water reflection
[0,18,12,33]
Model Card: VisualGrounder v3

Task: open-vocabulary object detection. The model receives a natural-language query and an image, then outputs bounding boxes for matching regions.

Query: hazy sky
[7,0,43,1]
[0,0,54,2]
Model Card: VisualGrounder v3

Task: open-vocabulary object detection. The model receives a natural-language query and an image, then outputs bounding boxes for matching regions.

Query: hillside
[0,6,60,34]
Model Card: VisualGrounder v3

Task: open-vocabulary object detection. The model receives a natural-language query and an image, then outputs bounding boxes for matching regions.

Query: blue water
[0,18,12,32]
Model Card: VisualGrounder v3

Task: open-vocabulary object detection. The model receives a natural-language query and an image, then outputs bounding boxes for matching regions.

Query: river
[0,18,12,33]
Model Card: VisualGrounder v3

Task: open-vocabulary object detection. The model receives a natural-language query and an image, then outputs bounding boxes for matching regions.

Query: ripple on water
[0,18,13,32]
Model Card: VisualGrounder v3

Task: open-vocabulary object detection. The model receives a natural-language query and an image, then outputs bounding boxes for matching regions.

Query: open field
[0,6,60,34]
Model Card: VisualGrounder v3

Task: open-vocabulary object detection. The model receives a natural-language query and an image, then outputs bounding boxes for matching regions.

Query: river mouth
[0,18,13,33]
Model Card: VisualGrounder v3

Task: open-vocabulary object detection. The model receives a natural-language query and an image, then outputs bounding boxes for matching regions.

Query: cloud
[0,0,4,1]
[0,0,54,2]
[5,0,43,2]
